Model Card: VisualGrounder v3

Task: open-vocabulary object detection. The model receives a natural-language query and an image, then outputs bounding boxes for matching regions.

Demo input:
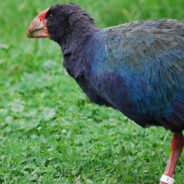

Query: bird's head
[27,3,99,44]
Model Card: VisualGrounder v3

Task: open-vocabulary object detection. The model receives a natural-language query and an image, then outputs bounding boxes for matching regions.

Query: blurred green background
[0,0,184,183]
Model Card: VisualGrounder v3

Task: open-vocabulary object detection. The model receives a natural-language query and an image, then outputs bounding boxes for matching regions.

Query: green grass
[0,0,184,183]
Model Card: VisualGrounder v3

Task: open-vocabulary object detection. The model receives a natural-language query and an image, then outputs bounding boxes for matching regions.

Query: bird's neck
[59,21,99,56]
[59,21,100,79]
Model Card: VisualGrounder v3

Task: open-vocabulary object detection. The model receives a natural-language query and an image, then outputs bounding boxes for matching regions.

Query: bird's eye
[47,13,54,18]
[49,13,54,17]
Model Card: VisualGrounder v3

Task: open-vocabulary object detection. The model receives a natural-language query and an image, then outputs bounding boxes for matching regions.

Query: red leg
[160,132,184,184]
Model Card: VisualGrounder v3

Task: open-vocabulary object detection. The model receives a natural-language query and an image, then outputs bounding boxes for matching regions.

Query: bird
[27,3,184,184]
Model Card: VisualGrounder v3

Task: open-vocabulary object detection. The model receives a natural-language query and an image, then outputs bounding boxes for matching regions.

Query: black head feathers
[46,3,99,44]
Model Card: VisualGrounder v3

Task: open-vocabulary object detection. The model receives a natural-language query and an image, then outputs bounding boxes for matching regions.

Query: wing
[89,19,184,130]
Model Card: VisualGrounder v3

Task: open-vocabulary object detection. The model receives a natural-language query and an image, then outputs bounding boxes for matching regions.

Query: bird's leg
[159,132,184,184]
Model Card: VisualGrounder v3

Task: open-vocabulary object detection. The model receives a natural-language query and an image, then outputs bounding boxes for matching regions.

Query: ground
[0,0,184,183]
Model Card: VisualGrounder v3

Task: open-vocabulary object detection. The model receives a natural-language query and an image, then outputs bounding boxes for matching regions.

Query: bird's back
[83,19,184,131]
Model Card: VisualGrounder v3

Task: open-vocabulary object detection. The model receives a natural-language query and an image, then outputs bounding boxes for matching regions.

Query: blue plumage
[29,2,184,131]
[74,19,184,131]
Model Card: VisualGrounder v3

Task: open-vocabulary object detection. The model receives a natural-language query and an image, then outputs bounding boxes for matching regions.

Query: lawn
[0,0,184,183]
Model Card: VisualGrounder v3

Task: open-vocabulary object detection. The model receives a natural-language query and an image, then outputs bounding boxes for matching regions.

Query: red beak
[27,8,50,38]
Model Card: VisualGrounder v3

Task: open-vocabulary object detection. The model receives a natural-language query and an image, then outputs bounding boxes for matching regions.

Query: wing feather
[90,19,184,128]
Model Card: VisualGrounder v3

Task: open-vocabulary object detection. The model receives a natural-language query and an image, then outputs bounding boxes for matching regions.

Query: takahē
[27,3,184,184]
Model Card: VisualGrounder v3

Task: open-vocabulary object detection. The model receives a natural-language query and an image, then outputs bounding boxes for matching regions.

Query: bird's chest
[63,54,109,106]
[63,53,84,79]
